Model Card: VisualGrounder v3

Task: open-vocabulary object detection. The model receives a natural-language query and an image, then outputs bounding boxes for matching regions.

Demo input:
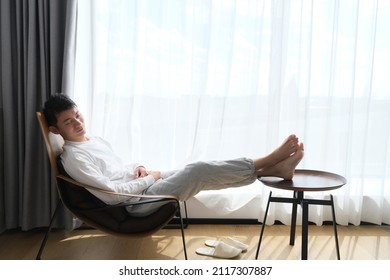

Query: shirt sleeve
[61,152,155,205]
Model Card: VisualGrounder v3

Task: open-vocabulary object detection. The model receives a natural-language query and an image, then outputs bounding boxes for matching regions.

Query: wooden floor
[0,224,389,260]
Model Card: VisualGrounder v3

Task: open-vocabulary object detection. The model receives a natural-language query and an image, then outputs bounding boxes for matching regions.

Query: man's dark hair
[42,93,77,126]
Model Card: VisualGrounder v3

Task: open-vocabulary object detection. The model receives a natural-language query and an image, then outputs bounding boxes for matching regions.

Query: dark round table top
[259,169,347,192]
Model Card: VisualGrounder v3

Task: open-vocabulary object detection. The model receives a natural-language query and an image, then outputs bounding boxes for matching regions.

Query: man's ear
[49,126,60,134]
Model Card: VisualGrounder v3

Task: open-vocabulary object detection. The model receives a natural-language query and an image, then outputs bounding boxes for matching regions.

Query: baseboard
[167,218,390,226]
[168,218,261,225]
[76,219,389,231]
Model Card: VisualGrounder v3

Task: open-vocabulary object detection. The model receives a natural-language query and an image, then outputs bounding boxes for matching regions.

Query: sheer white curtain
[67,0,390,226]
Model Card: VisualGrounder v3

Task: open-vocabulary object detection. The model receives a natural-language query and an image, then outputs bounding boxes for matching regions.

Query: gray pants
[128,157,257,216]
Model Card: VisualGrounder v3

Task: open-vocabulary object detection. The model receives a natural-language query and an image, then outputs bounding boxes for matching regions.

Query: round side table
[256,169,347,260]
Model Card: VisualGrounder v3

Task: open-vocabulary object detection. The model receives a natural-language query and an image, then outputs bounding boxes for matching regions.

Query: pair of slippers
[195,237,249,259]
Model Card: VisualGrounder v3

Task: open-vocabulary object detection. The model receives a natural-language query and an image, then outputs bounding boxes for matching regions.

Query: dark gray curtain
[0,0,74,233]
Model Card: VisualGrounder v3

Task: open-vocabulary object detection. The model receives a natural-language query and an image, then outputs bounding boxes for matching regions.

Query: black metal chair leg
[255,191,272,259]
[182,201,189,228]
[178,204,188,260]
[330,195,341,260]
[164,201,189,229]
[36,201,61,260]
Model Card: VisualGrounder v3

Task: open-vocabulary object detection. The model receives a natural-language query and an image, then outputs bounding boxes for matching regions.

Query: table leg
[301,199,309,260]
[289,191,298,245]
[255,191,272,259]
[330,194,341,260]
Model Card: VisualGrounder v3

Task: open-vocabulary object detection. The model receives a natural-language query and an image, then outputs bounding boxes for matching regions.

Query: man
[43,93,304,215]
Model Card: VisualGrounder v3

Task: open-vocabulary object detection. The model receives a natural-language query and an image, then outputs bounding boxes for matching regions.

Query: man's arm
[62,156,156,205]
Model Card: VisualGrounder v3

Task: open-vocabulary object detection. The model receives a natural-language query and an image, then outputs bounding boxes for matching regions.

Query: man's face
[49,107,87,142]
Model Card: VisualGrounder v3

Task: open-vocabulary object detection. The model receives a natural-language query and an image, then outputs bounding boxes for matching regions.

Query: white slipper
[205,237,249,252]
[195,242,241,259]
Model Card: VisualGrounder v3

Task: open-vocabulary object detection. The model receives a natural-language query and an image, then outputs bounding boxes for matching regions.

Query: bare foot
[267,134,299,166]
[258,143,304,180]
